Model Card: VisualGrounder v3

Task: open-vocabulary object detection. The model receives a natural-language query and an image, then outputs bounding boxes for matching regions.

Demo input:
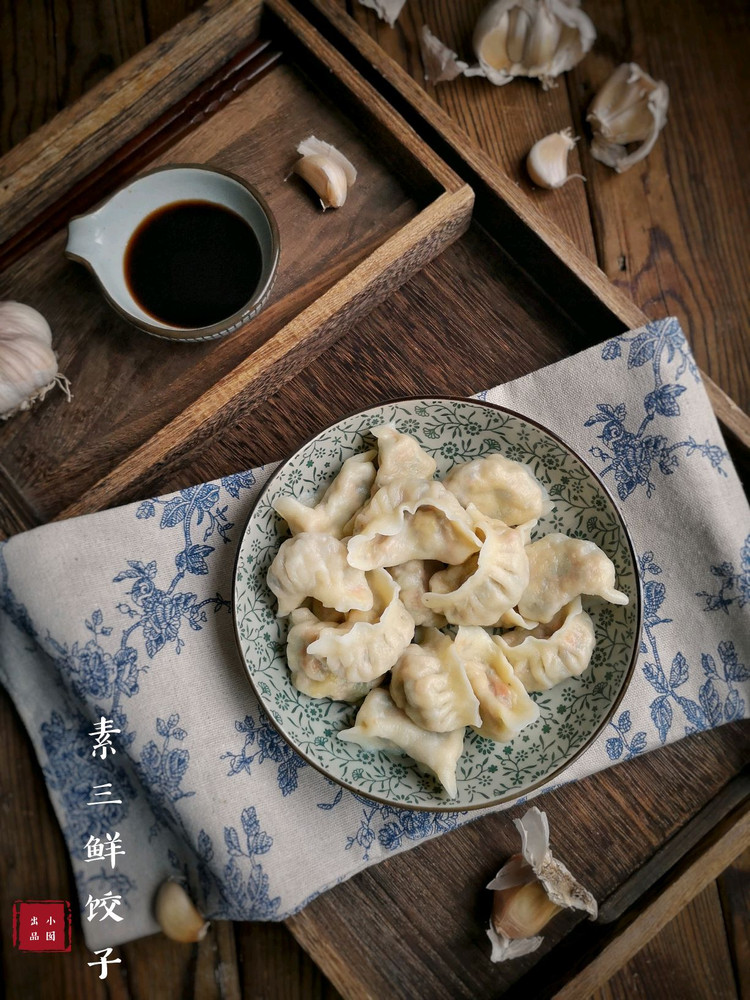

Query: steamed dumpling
[348,508,481,570]
[387,560,447,627]
[518,533,629,624]
[496,607,539,630]
[390,628,481,732]
[371,424,437,487]
[338,687,465,797]
[286,609,379,702]
[443,454,549,526]
[306,569,415,683]
[497,597,596,692]
[453,627,539,742]
[273,450,376,538]
[349,477,468,537]
[423,506,529,626]
[267,533,372,615]
[347,479,480,570]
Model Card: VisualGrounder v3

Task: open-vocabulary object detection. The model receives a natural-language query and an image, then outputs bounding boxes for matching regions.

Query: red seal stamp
[12,900,72,952]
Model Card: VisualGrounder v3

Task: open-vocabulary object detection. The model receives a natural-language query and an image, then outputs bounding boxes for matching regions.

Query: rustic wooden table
[1,1,748,998]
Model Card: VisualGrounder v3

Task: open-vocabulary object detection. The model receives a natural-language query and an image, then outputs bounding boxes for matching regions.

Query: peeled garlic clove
[0,301,71,420]
[588,63,670,173]
[294,154,348,210]
[356,0,407,27]
[293,136,357,210]
[154,879,209,943]
[474,10,511,77]
[473,0,596,90]
[523,4,562,72]
[492,869,563,938]
[486,807,597,963]
[505,7,532,66]
[526,128,584,189]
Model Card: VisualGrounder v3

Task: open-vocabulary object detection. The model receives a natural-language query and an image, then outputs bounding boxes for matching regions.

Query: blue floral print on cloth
[0,318,748,949]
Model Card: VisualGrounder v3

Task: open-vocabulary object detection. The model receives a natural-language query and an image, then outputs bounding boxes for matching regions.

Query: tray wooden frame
[0,0,473,531]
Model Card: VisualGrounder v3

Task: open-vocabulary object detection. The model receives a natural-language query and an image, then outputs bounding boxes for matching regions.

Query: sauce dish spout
[65,210,103,267]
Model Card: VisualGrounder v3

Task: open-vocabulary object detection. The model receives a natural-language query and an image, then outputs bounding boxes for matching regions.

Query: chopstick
[0,38,283,271]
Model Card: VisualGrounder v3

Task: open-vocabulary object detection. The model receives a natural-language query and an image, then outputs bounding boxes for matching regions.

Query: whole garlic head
[0,302,71,420]
[473,0,596,90]
[526,128,585,189]
[587,63,670,173]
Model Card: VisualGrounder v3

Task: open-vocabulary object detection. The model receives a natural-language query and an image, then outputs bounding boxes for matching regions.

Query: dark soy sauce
[125,200,263,328]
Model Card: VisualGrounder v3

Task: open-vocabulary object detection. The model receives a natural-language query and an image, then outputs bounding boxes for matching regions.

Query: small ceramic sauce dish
[65,164,280,342]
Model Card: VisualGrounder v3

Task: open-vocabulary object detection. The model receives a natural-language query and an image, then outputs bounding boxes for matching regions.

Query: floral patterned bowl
[233,398,641,810]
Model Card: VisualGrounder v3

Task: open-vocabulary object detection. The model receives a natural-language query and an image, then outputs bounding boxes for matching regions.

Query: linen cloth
[1,317,748,949]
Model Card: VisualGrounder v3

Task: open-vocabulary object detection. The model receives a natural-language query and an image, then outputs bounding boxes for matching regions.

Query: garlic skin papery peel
[486,806,597,962]
[587,62,670,173]
[357,0,407,27]
[0,301,71,420]
[293,136,357,210]
[526,128,585,189]
[421,0,596,90]
[419,25,472,84]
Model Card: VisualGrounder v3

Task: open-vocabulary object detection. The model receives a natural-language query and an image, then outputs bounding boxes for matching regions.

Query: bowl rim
[231,395,643,812]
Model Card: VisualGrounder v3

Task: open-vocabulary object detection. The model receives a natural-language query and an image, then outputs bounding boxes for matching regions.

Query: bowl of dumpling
[233,397,641,809]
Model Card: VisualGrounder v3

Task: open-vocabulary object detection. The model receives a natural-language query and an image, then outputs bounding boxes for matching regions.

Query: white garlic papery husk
[357,0,408,28]
[420,25,472,84]
[0,301,71,420]
[587,62,670,173]
[486,806,597,963]
[154,879,209,943]
[293,136,357,210]
[526,128,585,189]
[473,0,596,89]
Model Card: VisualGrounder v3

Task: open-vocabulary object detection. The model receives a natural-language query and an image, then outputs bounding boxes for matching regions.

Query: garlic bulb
[293,136,357,210]
[154,879,209,943]
[587,63,670,173]
[473,0,596,90]
[486,807,597,963]
[357,0,407,27]
[419,1,595,91]
[526,128,584,189]
[0,301,71,420]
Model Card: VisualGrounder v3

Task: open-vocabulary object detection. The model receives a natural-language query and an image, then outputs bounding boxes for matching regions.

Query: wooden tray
[298,0,750,454]
[1,3,748,999]
[0,0,472,533]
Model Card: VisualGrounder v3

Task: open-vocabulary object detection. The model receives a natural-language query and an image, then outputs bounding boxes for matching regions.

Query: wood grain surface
[1,2,748,1000]
[328,0,750,416]
[587,882,738,1000]
[302,0,750,451]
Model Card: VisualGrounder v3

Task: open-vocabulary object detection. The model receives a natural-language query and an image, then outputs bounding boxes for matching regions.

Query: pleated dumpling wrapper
[338,687,465,798]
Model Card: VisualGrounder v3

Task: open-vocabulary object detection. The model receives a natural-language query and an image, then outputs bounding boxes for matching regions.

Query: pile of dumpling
[267,424,629,798]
